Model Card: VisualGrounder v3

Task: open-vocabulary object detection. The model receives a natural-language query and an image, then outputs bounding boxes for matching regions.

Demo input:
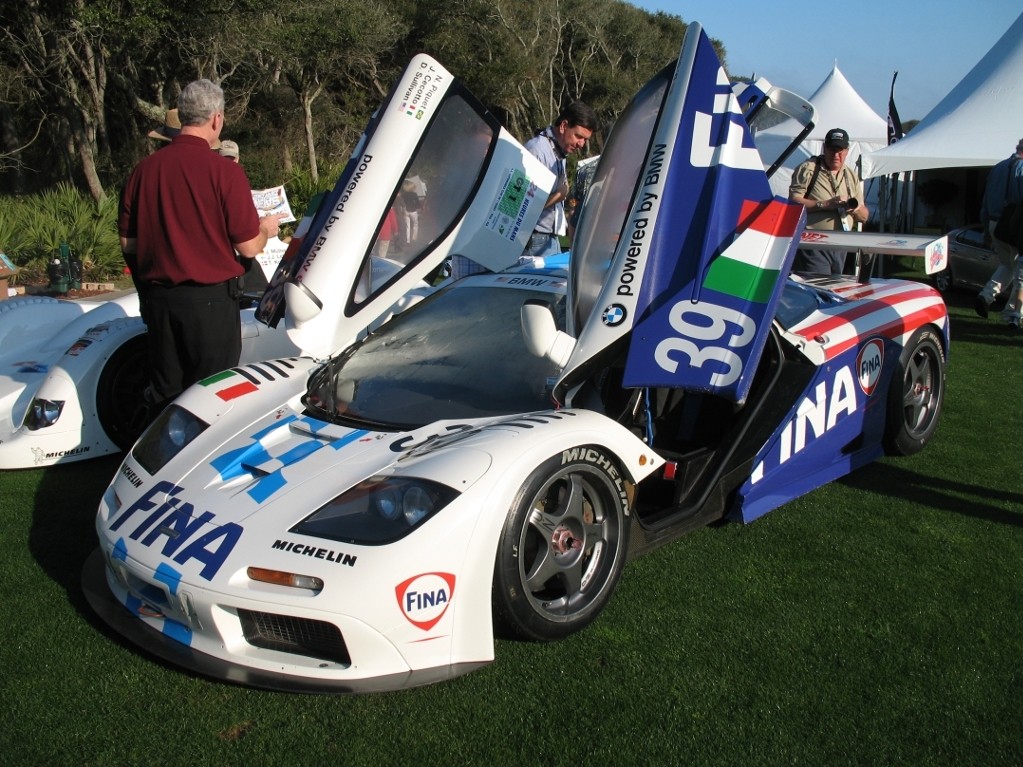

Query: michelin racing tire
[492,446,629,642]
[884,326,945,456]
[96,334,151,451]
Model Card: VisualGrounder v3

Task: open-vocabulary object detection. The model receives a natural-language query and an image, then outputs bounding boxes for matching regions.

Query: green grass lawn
[1,282,1021,767]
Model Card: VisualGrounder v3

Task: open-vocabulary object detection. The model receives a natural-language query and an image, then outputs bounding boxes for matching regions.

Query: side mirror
[520,299,575,367]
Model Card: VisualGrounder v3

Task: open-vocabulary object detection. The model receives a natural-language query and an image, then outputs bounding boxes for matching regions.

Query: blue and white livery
[85,26,947,693]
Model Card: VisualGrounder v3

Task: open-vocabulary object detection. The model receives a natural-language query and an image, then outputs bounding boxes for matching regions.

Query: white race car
[85,27,948,693]
[0,284,300,469]
[0,217,426,470]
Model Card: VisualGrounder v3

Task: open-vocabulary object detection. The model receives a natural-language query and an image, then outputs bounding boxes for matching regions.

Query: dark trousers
[792,248,846,276]
[144,282,242,403]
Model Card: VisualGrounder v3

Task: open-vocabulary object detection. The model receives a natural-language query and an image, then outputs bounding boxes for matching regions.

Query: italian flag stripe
[704,257,780,303]
[199,369,259,401]
[214,381,259,401]
[702,198,801,303]
[201,370,238,386]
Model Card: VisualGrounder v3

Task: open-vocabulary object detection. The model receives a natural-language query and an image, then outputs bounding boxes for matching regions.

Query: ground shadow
[941,290,1022,348]
[839,460,1023,528]
[28,454,124,619]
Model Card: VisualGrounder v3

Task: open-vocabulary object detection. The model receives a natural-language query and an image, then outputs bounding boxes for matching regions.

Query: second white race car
[0,285,298,469]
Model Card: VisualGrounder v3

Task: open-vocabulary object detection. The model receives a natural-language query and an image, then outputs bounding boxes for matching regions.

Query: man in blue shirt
[521,101,597,260]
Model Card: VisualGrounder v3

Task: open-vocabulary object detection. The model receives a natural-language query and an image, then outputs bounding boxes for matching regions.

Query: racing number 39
[653,302,756,387]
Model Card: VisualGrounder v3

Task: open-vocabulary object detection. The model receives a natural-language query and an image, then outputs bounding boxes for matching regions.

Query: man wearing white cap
[217,140,240,162]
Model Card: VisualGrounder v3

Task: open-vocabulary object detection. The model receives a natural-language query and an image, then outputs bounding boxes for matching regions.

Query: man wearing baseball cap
[217,140,240,162]
[789,128,871,275]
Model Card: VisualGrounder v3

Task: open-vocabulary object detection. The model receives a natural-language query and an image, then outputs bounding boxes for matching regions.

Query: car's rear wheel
[884,326,945,456]
[96,334,151,451]
[492,447,629,641]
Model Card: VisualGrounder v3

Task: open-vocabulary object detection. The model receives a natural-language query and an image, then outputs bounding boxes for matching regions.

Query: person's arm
[788,163,820,210]
[790,187,847,213]
[527,140,568,210]
[234,213,285,259]
[119,235,138,272]
[848,199,870,225]
[544,178,570,209]
[790,167,865,218]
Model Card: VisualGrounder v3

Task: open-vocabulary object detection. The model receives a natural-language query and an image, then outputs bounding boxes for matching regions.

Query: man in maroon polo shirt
[119,79,284,408]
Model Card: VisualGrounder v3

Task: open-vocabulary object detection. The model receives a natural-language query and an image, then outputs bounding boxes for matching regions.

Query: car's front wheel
[884,326,946,455]
[492,447,629,641]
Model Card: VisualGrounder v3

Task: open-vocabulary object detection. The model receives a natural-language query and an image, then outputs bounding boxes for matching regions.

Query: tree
[1,0,119,201]
[0,0,720,199]
[414,0,691,145]
[257,0,403,184]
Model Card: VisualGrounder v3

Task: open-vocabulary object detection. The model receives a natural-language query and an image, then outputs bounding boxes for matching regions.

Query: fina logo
[601,303,627,327]
[856,338,885,395]
[395,572,456,631]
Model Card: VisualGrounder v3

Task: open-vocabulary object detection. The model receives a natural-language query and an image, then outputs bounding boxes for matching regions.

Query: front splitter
[81,547,488,694]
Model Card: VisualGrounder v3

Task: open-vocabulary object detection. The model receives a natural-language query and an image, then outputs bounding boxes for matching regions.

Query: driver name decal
[396,572,456,631]
[400,60,445,120]
[109,480,242,581]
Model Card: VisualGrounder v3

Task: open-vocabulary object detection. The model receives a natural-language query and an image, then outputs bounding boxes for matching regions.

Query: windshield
[774,280,827,329]
[305,276,567,428]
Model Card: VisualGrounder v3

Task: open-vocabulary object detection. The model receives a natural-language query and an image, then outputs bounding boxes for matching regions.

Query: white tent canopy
[756,64,888,199]
[862,11,1023,178]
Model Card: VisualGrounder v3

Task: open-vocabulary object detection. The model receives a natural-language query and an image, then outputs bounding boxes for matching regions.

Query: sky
[631,0,1020,123]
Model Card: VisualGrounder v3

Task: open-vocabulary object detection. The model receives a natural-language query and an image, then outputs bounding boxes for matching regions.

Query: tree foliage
[0,0,715,202]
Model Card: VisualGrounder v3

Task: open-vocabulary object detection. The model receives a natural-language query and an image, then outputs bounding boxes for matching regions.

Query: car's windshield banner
[621,27,803,403]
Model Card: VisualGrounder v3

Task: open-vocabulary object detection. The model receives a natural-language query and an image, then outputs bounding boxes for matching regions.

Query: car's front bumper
[81,547,489,694]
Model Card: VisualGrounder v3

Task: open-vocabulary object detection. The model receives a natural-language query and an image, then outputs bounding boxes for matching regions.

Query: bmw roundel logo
[601,303,627,326]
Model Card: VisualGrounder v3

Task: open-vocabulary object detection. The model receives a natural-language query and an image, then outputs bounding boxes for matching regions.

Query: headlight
[24,398,65,430]
[291,476,458,545]
[132,404,209,475]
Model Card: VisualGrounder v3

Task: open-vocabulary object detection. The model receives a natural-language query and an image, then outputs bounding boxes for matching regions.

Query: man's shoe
[1006,321,1021,334]
[974,295,990,318]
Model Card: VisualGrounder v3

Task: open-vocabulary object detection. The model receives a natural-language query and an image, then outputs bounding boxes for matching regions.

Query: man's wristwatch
[815,201,824,209]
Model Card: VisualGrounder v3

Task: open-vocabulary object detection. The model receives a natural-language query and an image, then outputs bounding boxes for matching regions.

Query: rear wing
[798,230,949,280]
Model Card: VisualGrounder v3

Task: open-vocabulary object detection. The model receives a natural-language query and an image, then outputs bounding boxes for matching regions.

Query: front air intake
[238,609,351,665]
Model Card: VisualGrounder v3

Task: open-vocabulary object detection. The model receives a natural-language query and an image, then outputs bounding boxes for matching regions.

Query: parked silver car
[933,225,1002,295]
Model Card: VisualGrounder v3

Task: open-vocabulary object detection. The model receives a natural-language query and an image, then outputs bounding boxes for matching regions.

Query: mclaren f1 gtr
[84,25,948,693]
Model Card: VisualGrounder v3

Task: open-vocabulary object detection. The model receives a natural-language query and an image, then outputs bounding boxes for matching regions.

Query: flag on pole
[887,71,904,145]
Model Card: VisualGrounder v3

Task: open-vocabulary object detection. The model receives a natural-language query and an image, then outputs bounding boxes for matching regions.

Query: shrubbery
[0,165,342,286]
[0,184,123,284]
